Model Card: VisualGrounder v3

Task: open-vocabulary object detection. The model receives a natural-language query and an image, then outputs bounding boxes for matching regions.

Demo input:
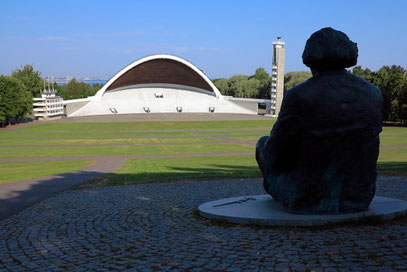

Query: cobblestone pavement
[0,177,406,272]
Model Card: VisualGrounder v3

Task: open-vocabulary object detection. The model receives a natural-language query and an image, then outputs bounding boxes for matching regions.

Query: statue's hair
[302,27,358,69]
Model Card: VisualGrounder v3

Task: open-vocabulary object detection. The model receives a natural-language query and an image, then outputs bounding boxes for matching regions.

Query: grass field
[0,143,252,158]
[1,120,406,184]
[103,148,407,186]
[0,160,92,184]
[19,120,275,132]
[0,136,219,146]
[104,155,261,186]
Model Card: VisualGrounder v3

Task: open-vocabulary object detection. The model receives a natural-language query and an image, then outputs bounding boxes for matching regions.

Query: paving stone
[0,177,406,271]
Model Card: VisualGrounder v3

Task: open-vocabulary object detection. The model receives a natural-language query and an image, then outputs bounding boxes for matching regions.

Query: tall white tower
[270,37,285,116]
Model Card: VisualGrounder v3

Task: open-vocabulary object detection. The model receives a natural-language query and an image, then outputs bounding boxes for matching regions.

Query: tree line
[0,65,102,125]
[280,66,407,124]
[212,68,271,99]
[1,64,406,125]
[54,79,102,100]
[351,65,407,124]
[212,68,312,100]
[213,65,407,125]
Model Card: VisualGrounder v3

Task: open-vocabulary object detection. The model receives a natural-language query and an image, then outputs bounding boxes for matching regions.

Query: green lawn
[0,143,252,158]
[378,148,407,162]
[224,135,265,141]
[1,120,406,185]
[103,155,261,186]
[0,160,92,184]
[0,136,219,146]
[380,136,407,146]
[0,131,194,138]
[19,120,276,132]
[18,122,405,134]
[198,129,271,135]
[377,148,407,176]
[101,149,407,186]
[381,126,407,135]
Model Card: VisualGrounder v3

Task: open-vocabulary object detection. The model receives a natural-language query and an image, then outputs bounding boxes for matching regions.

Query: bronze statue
[256,27,383,214]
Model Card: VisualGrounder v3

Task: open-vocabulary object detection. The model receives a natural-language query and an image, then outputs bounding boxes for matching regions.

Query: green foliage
[352,66,374,81]
[352,65,407,124]
[212,68,312,99]
[228,75,249,97]
[212,67,270,99]
[212,78,229,95]
[284,71,312,92]
[56,78,101,100]
[252,67,270,81]
[12,65,43,97]
[0,76,32,122]
[252,68,271,99]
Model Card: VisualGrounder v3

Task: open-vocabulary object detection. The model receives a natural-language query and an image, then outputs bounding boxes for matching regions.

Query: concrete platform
[198,195,407,226]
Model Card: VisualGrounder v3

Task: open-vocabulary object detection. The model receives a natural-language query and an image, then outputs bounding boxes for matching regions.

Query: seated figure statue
[256,27,383,214]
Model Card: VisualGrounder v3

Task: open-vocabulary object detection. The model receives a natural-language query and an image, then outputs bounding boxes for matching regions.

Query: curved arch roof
[94,54,222,99]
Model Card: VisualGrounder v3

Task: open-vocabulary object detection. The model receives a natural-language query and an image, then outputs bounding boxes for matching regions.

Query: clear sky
[1,0,406,79]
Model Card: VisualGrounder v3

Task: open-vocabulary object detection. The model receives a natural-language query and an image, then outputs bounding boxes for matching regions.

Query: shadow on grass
[103,164,262,186]
[102,161,407,187]
[377,162,407,176]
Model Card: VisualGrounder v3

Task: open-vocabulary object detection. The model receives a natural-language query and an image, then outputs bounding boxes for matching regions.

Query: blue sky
[1,0,406,79]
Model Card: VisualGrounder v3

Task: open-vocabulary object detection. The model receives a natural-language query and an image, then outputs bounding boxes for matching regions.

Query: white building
[33,88,64,120]
[65,54,259,117]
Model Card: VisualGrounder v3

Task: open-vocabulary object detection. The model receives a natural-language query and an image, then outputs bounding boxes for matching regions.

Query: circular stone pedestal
[198,195,407,226]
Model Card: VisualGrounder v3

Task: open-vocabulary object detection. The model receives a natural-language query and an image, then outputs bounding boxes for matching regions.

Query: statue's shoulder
[286,76,313,93]
[282,78,315,110]
[284,77,314,100]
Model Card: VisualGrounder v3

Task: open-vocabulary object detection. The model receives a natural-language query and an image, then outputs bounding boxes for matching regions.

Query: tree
[352,66,374,82]
[242,78,261,98]
[375,65,407,124]
[92,83,104,93]
[284,71,312,92]
[251,68,270,99]
[12,65,44,98]
[228,75,249,97]
[212,78,229,95]
[352,65,407,124]
[0,76,32,122]
[257,78,271,99]
[57,79,99,100]
[251,67,270,82]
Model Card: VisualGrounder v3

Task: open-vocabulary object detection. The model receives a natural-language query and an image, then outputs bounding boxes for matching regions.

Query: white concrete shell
[66,54,258,117]
[94,54,223,100]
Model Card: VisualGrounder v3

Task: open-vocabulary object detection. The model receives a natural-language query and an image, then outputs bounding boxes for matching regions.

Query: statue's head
[302,27,358,71]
